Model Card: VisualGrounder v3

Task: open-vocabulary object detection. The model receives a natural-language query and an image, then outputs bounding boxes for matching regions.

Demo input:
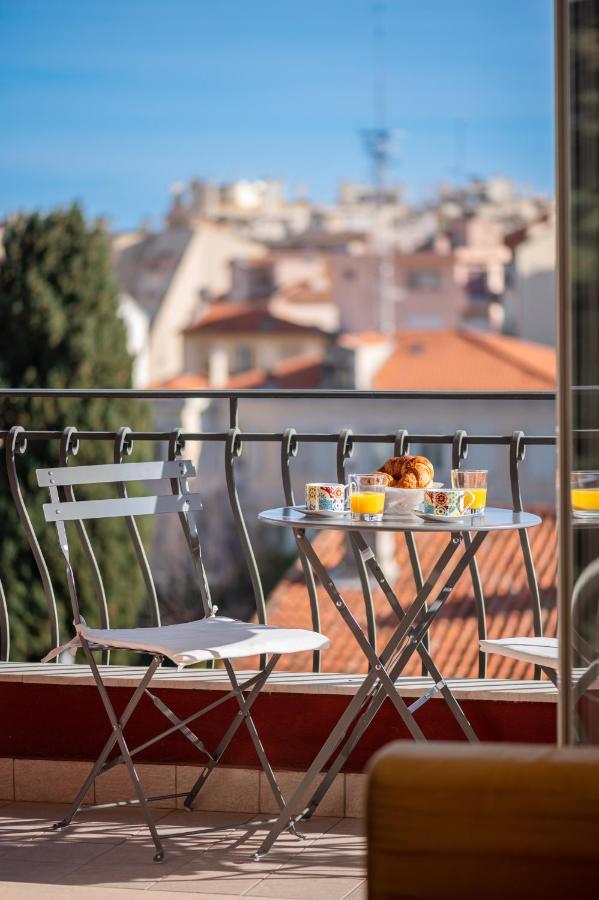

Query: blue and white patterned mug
[305,482,347,512]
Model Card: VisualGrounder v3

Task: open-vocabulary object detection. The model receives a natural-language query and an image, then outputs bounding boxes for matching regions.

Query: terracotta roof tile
[268,353,324,388]
[149,373,208,390]
[184,303,327,337]
[260,508,556,680]
[151,354,325,391]
[225,369,269,389]
[374,330,556,391]
[226,354,325,389]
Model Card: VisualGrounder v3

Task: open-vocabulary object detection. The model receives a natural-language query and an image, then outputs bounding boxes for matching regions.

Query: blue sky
[0,0,554,230]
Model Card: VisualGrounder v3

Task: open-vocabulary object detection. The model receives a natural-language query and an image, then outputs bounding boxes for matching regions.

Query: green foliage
[0,205,153,660]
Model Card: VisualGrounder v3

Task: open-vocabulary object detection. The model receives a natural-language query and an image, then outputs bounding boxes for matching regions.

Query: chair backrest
[37,459,198,520]
[36,458,212,624]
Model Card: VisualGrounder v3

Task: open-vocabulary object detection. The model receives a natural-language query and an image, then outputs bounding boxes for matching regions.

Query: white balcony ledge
[0,661,558,702]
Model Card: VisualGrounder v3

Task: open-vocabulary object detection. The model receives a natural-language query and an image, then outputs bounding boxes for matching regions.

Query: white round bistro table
[254,505,542,857]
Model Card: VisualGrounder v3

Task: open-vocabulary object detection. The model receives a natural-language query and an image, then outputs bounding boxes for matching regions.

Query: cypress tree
[0,205,153,660]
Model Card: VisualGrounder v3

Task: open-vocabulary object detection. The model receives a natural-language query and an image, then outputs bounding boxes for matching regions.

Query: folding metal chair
[481,557,599,727]
[38,457,329,861]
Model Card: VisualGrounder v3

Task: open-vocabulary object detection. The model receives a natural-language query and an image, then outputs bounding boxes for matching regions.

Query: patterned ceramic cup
[424,488,475,517]
[305,483,347,512]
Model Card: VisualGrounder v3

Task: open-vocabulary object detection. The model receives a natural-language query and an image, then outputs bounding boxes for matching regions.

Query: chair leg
[225,658,285,812]
[114,727,165,862]
[184,656,280,810]
[55,648,164,860]
[53,729,122,830]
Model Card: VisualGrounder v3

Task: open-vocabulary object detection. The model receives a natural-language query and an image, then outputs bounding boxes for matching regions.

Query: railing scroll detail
[60,427,110,664]
[114,426,161,629]
[225,425,267,668]
[336,428,376,652]
[453,429,488,677]
[510,430,543,679]
[280,426,322,672]
[168,428,213,622]
[0,572,8,661]
[5,425,60,660]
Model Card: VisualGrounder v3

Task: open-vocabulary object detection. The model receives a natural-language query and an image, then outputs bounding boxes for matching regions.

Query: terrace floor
[0,801,366,900]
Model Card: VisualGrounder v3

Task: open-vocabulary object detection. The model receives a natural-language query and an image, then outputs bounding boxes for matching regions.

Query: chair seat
[480,637,558,669]
[76,616,330,667]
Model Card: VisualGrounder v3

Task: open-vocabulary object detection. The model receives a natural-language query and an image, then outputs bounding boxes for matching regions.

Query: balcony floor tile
[244,873,366,899]
[0,885,273,900]
[0,803,366,899]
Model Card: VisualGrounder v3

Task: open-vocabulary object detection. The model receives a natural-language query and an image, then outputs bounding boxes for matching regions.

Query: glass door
[556,0,599,745]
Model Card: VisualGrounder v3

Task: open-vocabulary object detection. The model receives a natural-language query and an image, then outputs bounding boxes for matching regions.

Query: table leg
[254,531,463,857]
[403,530,429,674]
[353,529,487,693]
[296,531,426,741]
[256,527,490,855]
[253,657,385,858]
[462,530,488,677]
[302,531,487,817]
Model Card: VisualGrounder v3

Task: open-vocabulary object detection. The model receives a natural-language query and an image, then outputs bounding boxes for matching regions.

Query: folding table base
[255,529,487,858]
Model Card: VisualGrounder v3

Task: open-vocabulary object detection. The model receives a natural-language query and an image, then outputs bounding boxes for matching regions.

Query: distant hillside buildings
[113,175,554,392]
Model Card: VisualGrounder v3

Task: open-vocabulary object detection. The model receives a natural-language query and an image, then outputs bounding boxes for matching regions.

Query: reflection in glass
[570,0,599,743]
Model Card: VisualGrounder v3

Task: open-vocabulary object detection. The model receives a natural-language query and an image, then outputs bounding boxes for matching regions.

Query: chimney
[374,532,400,584]
[208,346,229,388]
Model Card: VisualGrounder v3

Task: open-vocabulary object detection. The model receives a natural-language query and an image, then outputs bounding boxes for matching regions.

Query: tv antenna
[359,1,400,334]
[360,1,393,203]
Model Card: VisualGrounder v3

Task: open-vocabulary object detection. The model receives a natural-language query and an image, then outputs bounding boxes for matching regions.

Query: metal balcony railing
[0,387,558,678]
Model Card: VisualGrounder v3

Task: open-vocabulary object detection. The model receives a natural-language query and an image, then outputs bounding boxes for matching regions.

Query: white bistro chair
[38,458,329,861]
[481,558,599,712]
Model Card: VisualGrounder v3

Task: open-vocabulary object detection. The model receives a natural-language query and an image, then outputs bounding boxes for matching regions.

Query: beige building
[332,216,524,334]
[117,292,150,388]
[179,304,331,388]
[227,253,339,333]
[504,217,556,346]
[332,246,468,333]
[451,218,512,299]
[113,221,264,384]
[167,178,313,243]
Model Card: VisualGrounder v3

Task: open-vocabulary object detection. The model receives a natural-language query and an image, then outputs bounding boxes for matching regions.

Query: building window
[406,269,443,291]
[466,269,489,297]
[231,345,255,373]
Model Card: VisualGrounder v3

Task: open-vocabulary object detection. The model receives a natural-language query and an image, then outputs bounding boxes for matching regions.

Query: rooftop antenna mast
[361,1,392,204]
[360,1,396,334]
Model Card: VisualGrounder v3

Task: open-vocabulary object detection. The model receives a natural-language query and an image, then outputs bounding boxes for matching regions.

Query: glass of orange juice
[571,471,599,515]
[348,473,387,522]
[451,469,488,513]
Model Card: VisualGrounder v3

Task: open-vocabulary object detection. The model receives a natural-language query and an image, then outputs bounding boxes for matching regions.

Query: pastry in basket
[377,455,434,489]
[375,471,394,487]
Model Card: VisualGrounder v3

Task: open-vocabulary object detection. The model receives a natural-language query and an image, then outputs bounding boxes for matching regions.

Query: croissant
[378,455,434,488]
